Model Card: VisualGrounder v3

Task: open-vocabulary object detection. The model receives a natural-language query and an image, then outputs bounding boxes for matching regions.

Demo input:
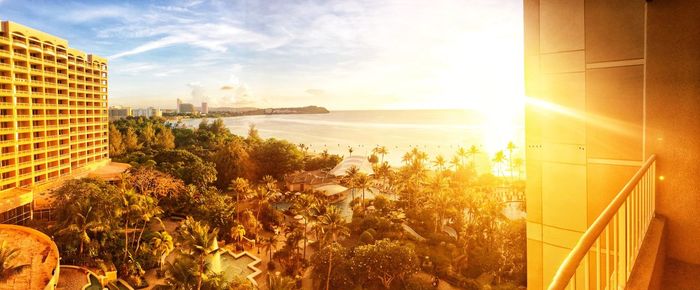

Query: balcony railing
[548,155,657,290]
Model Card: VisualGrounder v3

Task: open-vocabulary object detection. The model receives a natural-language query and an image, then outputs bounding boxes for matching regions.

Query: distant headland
[164,105,330,119]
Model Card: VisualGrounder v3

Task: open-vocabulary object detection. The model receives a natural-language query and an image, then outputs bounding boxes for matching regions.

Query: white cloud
[52,0,524,110]
[59,5,133,23]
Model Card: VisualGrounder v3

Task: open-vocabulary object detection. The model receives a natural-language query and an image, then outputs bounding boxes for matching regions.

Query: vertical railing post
[625,199,630,278]
[605,226,610,290]
[596,239,601,290]
[614,213,619,290]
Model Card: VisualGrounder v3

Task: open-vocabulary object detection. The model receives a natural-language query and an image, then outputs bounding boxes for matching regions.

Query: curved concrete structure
[0,224,60,290]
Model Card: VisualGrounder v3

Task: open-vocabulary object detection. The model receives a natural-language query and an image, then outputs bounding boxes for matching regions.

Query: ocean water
[180,109,524,168]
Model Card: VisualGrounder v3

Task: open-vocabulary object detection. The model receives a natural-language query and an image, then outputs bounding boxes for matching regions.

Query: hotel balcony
[524,1,700,290]
[11,41,26,49]
[12,65,27,72]
[28,43,42,53]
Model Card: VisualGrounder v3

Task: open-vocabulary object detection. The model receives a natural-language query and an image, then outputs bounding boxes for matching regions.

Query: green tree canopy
[109,124,125,157]
[154,149,217,187]
[251,138,304,180]
[213,139,255,189]
[352,239,419,289]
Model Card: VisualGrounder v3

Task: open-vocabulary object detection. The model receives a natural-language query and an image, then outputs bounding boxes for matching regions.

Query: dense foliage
[50,116,526,290]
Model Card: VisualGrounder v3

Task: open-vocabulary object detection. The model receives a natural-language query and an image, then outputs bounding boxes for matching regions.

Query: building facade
[179,103,194,114]
[132,107,161,118]
[108,106,131,121]
[201,102,208,114]
[525,1,700,288]
[0,21,109,225]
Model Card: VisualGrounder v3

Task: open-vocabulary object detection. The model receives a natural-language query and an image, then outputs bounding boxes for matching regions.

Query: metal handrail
[548,154,657,290]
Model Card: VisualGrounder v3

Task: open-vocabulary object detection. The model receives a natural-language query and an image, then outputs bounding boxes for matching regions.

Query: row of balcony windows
[0,147,106,163]
[0,59,107,78]
[0,35,106,69]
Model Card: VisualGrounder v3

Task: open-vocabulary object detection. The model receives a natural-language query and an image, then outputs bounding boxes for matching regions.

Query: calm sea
[180,109,524,169]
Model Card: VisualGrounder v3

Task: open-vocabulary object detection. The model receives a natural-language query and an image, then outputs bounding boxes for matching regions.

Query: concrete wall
[645,0,700,264]
[524,0,647,288]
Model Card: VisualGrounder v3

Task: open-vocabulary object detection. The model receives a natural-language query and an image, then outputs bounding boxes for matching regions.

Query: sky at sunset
[0,0,524,111]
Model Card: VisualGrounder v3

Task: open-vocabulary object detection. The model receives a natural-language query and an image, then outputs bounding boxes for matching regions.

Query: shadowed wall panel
[585,0,645,63]
[539,0,584,53]
[586,65,644,160]
[646,0,700,264]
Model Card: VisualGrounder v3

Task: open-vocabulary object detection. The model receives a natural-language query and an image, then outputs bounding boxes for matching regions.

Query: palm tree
[231,224,247,250]
[318,206,350,290]
[268,273,296,290]
[55,199,106,257]
[373,146,388,163]
[254,176,277,238]
[150,231,174,272]
[348,146,354,156]
[467,145,480,169]
[513,158,524,180]
[493,151,506,179]
[375,162,392,184]
[410,147,429,168]
[353,173,373,209]
[506,141,517,181]
[165,256,198,289]
[428,175,452,233]
[133,194,162,255]
[261,235,279,261]
[432,155,446,172]
[344,166,360,200]
[456,146,468,167]
[0,241,28,281]
[179,216,220,290]
[261,175,278,193]
[401,152,412,165]
[229,177,252,221]
[120,189,161,262]
[298,143,309,159]
[450,155,461,170]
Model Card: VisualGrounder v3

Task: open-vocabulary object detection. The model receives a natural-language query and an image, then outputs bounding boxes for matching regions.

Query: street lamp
[294,215,308,260]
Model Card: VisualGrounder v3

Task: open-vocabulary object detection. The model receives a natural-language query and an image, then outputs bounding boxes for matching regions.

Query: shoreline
[166,111,330,121]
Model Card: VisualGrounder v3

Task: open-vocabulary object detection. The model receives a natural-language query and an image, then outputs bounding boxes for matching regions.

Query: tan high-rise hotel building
[0,21,112,225]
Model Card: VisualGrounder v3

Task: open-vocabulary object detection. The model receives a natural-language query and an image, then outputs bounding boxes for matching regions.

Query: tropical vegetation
[35,116,525,290]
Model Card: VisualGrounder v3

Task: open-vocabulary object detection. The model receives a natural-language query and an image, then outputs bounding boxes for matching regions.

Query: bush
[260,203,284,231]
[402,275,433,290]
[366,228,378,238]
[360,231,375,244]
[372,195,392,213]
[426,232,453,246]
[459,278,481,290]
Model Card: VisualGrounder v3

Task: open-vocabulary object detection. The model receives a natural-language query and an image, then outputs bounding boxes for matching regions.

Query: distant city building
[179,103,195,114]
[109,106,132,121]
[201,102,209,114]
[133,107,162,118]
[176,98,182,113]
